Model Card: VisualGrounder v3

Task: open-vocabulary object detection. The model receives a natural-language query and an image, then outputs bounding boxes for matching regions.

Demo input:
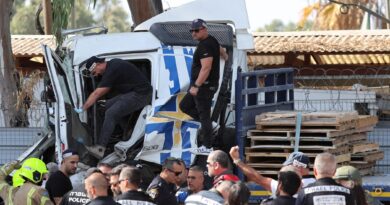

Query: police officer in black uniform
[60,184,90,205]
[295,153,355,205]
[147,158,183,205]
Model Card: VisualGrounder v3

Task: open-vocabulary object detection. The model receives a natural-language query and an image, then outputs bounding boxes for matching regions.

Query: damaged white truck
[20,0,253,168]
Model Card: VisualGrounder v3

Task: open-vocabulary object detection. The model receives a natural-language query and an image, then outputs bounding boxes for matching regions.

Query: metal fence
[0,106,47,127]
[0,106,47,165]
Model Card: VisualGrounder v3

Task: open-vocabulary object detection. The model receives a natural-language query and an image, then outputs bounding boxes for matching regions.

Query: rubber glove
[74,108,84,113]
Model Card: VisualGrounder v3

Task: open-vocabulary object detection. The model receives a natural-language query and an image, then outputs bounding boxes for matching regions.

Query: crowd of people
[0,146,384,205]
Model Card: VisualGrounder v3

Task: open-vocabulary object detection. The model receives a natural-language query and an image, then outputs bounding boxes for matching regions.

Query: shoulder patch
[148,188,159,199]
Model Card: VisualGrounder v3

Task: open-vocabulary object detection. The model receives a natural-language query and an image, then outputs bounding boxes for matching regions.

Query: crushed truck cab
[31,0,254,167]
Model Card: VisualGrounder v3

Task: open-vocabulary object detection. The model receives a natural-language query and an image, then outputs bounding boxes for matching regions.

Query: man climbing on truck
[179,18,228,152]
[75,56,152,159]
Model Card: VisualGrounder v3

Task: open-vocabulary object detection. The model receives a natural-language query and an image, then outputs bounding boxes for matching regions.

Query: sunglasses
[190,27,205,33]
[167,168,182,176]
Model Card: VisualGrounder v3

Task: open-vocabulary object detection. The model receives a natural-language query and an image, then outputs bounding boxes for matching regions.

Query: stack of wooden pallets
[245,111,383,177]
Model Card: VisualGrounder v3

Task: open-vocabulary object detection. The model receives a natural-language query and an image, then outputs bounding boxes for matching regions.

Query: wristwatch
[193,84,201,88]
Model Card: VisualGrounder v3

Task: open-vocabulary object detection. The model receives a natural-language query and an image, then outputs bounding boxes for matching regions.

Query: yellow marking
[27,188,36,205]
[149,117,171,122]
[158,112,192,120]
[40,196,50,205]
[8,187,14,205]
[250,190,272,196]
[174,121,182,145]
[370,191,390,197]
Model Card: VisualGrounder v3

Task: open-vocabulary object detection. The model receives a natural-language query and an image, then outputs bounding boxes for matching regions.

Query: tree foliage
[10,0,41,34]
[11,0,131,36]
[94,0,131,33]
[256,19,313,32]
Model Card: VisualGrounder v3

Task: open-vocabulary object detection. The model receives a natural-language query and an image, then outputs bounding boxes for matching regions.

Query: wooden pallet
[256,111,359,131]
[245,149,351,164]
[256,111,359,124]
[351,143,379,154]
[349,162,376,176]
[350,150,384,163]
[249,137,348,148]
[246,111,381,176]
[247,129,369,139]
[245,144,350,155]
[355,115,378,129]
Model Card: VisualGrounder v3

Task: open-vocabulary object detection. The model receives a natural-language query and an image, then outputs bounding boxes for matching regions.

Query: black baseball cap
[62,149,79,159]
[85,56,105,72]
[191,18,207,30]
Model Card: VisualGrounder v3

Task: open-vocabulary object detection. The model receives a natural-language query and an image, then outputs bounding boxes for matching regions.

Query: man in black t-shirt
[179,19,228,150]
[261,171,301,205]
[75,56,152,159]
[46,149,79,204]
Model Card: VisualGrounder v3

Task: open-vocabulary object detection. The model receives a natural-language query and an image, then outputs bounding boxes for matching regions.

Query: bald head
[314,153,336,178]
[209,150,230,168]
[85,172,109,199]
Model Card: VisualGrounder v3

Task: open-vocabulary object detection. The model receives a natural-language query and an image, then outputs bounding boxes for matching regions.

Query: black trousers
[179,86,216,148]
[99,91,152,146]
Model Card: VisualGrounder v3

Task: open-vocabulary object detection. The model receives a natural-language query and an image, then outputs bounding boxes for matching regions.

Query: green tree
[71,0,96,29]
[10,0,41,34]
[95,0,131,33]
[256,19,313,32]
[11,0,96,35]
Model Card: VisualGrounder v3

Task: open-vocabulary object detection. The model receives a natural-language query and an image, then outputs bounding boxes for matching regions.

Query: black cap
[191,18,207,30]
[62,149,79,159]
[85,56,105,71]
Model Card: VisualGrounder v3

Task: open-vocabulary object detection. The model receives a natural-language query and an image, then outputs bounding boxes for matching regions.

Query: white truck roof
[68,32,161,66]
[135,0,254,50]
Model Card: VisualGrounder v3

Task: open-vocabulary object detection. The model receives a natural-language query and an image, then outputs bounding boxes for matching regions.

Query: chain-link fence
[0,75,48,165]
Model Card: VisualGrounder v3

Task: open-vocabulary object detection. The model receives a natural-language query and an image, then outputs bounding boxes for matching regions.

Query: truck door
[42,45,91,163]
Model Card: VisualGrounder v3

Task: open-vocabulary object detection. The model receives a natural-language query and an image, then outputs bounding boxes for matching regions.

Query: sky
[162,0,315,31]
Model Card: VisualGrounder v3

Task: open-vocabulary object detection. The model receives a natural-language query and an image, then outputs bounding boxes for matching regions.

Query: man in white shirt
[229,146,316,197]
